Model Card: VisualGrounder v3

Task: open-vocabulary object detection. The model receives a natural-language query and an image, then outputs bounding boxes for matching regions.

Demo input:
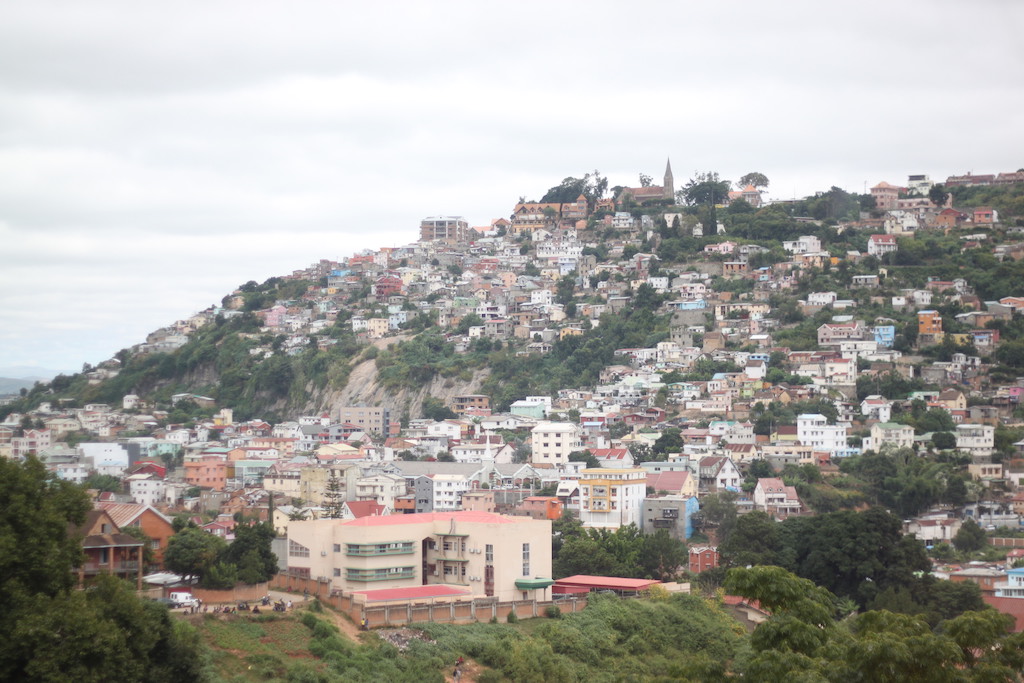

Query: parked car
[150,597,177,608]
[168,591,199,608]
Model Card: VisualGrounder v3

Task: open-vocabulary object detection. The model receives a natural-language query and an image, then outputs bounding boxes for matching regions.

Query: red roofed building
[588,448,634,468]
[552,574,661,595]
[973,206,998,225]
[689,546,720,574]
[71,509,145,589]
[752,478,802,518]
[96,501,175,568]
[646,470,697,498]
[343,500,387,519]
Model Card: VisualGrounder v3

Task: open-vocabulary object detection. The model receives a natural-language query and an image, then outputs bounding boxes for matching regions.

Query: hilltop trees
[680,171,731,207]
[539,170,608,208]
[738,171,769,189]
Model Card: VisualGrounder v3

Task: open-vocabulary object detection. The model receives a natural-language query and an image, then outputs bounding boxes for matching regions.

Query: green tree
[681,171,731,207]
[568,450,599,469]
[422,396,457,421]
[932,431,956,450]
[163,527,226,583]
[0,457,209,681]
[929,183,950,207]
[83,473,123,493]
[652,428,683,455]
[738,172,769,189]
[1,455,90,601]
[953,518,987,553]
[221,522,277,584]
[720,511,780,568]
[323,473,346,519]
[638,530,687,581]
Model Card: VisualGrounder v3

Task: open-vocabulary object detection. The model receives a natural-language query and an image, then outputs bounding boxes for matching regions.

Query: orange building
[97,502,176,568]
[519,496,563,520]
[72,509,145,588]
[184,455,227,491]
[918,310,944,345]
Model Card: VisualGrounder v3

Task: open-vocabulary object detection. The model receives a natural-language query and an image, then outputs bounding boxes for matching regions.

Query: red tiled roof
[647,471,691,493]
[341,511,522,527]
[554,575,660,591]
[345,501,386,518]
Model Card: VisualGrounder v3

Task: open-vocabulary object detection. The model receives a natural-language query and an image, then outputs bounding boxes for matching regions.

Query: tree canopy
[738,171,769,189]
[680,171,731,206]
[0,457,209,681]
[726,565,1022,681]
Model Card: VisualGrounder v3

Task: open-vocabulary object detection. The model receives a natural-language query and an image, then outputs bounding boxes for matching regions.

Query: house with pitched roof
[96,501,175,568]
[71,509,145,588]
[752,478,802,517]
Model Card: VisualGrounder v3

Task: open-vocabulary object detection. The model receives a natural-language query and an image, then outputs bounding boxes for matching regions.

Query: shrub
[544,605,562,619]
[506,611,518,624]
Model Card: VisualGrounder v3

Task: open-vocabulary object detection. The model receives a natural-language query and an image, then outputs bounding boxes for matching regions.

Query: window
[522,543,530,577]
[333,543,341,553]
[485,544,493,562]
[333,568,341,577]
[289,540,310,558]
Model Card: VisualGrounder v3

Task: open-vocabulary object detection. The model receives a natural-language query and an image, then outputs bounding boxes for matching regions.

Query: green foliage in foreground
[417,592,744,682]
[0,456,211,682]
[194,578,1024,682]
[727,565,1024,682]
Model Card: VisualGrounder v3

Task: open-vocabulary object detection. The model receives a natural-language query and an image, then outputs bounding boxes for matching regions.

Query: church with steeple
[616,158,676,206]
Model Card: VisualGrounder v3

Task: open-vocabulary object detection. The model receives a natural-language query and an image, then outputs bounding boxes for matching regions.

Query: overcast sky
[1,0,1022,377]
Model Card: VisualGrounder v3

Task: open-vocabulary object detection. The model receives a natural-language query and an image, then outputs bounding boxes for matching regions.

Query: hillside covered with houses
[7,164,1024,628]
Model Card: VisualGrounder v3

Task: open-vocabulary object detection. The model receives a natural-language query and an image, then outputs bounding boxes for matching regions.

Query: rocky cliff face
[304,356,491,421]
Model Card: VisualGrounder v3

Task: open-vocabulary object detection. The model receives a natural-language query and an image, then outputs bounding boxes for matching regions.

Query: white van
[168,591,199,608]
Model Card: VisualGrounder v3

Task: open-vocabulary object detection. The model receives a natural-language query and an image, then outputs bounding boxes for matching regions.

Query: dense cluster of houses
[6,167,1024,612]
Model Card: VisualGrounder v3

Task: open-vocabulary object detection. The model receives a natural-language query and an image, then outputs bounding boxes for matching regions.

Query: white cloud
[1,0,1022,373]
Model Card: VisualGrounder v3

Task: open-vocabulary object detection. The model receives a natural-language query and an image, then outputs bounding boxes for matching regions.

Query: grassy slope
[192,593,745,683]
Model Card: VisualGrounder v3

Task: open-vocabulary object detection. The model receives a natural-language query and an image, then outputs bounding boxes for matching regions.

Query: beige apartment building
[286,511,553,601]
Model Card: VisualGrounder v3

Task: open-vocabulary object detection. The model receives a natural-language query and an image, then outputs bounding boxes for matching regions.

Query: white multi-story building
[956,424,995,458]
[530,422,581,467]
[128,474,167,507]
[796,414,848,454]
[578,468,647,529]
[430,473,474,511]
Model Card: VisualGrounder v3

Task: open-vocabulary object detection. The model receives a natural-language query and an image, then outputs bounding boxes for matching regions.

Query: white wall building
[530,422,582,467]
[796,414,848,454]
[578,468,647,529]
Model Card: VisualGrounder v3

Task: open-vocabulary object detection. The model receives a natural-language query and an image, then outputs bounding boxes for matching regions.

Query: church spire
[663,158,675,201]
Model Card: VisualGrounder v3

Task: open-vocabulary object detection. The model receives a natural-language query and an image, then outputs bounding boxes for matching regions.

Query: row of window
[346,566,415,582]
[341,541,414,556]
